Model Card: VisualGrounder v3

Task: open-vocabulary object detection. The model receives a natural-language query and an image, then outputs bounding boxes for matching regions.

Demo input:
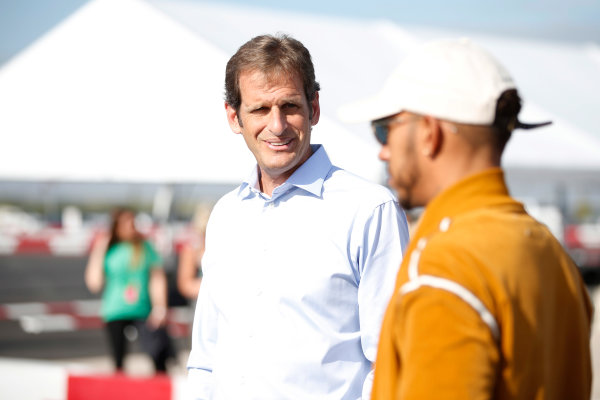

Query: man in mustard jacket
[339,39,592,399]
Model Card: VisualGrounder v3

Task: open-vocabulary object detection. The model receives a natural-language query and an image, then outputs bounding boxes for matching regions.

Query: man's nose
[378,145,389,161]
[267,107,287,135]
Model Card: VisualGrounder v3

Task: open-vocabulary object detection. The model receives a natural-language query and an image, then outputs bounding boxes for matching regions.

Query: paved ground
[0,254,94,303]
[1,254,600,396]
[53,349,191,378]
[0,253,192,384]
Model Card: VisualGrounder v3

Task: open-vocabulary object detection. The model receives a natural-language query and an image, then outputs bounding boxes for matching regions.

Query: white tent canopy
[503,103,600,170]
[150,0,600,172]
[0,0,382,184]
[1,0,599,187]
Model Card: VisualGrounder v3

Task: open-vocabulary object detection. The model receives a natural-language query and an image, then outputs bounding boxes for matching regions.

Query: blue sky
[1,0,600,66]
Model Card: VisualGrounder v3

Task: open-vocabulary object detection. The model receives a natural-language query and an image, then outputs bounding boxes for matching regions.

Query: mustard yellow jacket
[372,168,592,400]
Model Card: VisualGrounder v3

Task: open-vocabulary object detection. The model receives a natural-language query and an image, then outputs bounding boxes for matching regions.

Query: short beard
[398,196,414,211]
[397,165,420,210]
[395,126,421,210]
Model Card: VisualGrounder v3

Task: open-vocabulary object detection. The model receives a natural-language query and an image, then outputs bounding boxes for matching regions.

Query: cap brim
[515,120,552,130]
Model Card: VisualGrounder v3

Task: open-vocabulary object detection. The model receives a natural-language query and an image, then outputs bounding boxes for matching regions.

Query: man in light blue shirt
[187,34,409,399]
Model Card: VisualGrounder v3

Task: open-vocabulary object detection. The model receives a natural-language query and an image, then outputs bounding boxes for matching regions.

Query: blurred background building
[0,1,599,399]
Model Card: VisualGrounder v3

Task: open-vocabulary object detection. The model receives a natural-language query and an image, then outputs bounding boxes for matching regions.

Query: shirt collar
[237,144,332,200]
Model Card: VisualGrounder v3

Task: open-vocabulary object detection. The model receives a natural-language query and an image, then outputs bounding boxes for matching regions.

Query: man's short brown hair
[225,34,321,116]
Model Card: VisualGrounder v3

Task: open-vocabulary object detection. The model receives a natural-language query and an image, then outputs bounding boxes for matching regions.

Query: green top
[101,240,162,322]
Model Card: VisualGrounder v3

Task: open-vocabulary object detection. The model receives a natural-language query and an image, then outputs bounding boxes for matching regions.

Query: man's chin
[393,188,414,210]
[259,161,297,180]
[399,198,415,211]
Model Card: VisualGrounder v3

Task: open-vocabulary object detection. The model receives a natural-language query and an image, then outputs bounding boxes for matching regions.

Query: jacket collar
[412,168,524,239]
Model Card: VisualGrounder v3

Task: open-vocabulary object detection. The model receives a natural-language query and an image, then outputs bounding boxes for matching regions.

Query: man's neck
[258,169,291,197]
[257,147,314,196]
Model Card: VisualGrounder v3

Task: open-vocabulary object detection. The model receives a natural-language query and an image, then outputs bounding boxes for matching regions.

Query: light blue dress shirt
[188,145,409,399]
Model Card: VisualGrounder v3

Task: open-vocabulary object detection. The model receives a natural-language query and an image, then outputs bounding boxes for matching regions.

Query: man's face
[226,69,320,185]
[377,112,423,209]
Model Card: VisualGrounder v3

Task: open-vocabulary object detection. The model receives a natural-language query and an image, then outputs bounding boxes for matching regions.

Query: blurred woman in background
[85,208,173,374]
[176,204,211,300]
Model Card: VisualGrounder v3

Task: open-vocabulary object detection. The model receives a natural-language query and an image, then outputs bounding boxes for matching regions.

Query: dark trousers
[105,319,173,373]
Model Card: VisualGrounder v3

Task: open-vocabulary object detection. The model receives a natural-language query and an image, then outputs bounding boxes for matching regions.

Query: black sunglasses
[371,115,420,145]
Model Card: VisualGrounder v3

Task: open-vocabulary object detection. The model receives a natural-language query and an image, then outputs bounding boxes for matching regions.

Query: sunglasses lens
[374,124,388,145]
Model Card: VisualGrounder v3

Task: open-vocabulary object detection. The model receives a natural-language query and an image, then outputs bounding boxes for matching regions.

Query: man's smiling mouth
[267,139,292,147]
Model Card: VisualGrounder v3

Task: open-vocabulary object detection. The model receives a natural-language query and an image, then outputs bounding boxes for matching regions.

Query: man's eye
[283,103,299,110]
[253,107,268,113]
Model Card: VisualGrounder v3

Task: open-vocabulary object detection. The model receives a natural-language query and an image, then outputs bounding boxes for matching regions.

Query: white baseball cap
[338,38,549,129]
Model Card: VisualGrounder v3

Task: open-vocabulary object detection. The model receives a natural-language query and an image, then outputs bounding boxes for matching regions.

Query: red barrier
[67,374,172,400]
[15,236,52,253]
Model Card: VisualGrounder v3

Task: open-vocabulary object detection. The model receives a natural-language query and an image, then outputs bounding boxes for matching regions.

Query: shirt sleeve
[395,285,499,399]
[187,271,218,400]
[144,241,162,268]
[357,200,409,396]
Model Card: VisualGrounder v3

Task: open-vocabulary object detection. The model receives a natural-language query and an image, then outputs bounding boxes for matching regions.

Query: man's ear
[421,115,443,158]
[225,102,242,134]
[309,92,320,126]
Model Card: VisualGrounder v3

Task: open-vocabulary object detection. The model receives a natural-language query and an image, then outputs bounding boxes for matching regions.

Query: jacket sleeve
[187,273,218,400]
[394,284,500,399]
[357,200,409,398]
